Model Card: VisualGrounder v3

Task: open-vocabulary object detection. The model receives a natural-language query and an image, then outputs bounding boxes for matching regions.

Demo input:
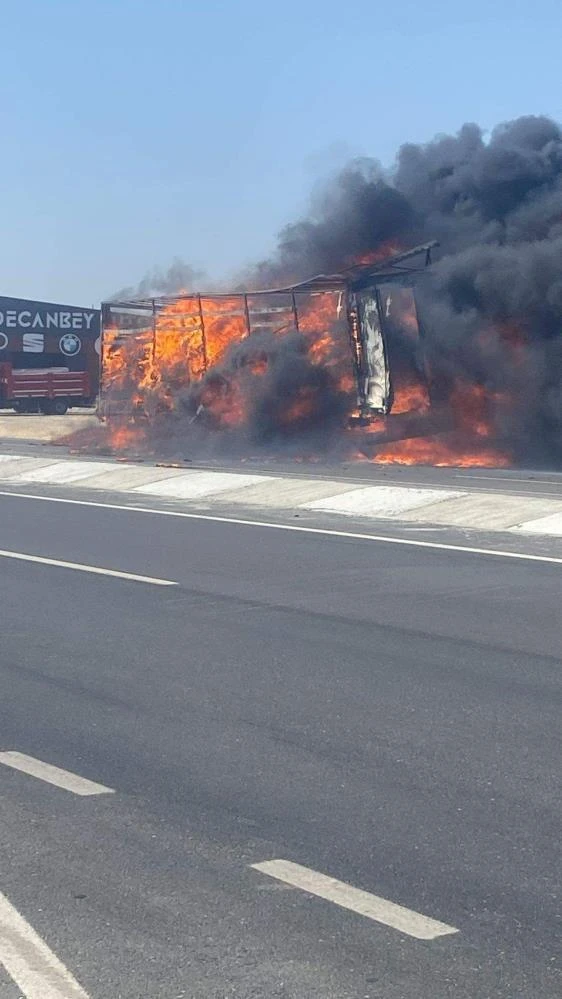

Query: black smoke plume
[252,114,562,464]
[114,115,562,465]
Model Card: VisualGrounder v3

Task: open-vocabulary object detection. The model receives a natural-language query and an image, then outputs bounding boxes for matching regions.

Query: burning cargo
[99,243,443,453]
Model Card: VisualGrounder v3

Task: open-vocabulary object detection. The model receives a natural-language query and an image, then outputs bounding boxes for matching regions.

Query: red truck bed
[0,362,92,413]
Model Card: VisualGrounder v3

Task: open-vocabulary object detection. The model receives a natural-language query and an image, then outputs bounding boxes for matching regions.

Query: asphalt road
[0,491,560,998]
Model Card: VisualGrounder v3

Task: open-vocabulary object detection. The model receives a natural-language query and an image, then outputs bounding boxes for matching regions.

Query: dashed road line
[251,859,459,941]
[0,890,90,998]
[0,547,177,586]
[0,752,115,796]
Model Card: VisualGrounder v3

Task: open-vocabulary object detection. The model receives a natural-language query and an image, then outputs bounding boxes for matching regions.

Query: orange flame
[371,437,510,467]
[351,241,402,267]
[109,425,145,451]
[368,377,511,467]
[450,380,508,438]
[392,380,431,414]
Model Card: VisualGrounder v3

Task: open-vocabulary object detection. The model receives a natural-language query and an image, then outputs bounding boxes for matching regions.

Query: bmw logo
[59,333,82,356]
[0,333,7,350]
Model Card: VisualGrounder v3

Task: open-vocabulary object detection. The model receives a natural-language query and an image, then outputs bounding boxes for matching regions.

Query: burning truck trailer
[98,242,510,466]
[98,243,457,457]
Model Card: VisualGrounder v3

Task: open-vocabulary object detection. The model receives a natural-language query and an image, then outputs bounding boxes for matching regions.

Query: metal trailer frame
[101,242,436,421]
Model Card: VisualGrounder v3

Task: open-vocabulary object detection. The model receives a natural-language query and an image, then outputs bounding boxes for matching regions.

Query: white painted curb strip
[0,454,561,537]
[305,485,464,517]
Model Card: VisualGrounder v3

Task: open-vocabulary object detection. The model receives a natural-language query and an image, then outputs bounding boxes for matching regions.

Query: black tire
[41,398,69,415]
[13,400,36,414]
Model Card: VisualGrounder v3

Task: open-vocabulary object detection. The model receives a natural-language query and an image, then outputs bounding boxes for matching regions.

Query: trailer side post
[197,295,208,372]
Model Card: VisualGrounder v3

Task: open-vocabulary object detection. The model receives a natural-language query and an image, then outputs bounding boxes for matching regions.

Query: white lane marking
[0,890,90,998]
[0,547,176,586]
[252,860,458,940]
[0,752,114,796]
[0,489,561,565]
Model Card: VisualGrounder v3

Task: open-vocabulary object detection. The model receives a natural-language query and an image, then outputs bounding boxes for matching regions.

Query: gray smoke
[110,258,205,301]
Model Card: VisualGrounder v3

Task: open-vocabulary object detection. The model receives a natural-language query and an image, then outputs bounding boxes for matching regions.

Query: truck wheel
[13,400,35,414]
[41,398,69,415]
[52,398,69,415]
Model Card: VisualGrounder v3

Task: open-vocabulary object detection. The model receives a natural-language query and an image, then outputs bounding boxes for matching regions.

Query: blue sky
[2,0,561,305]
